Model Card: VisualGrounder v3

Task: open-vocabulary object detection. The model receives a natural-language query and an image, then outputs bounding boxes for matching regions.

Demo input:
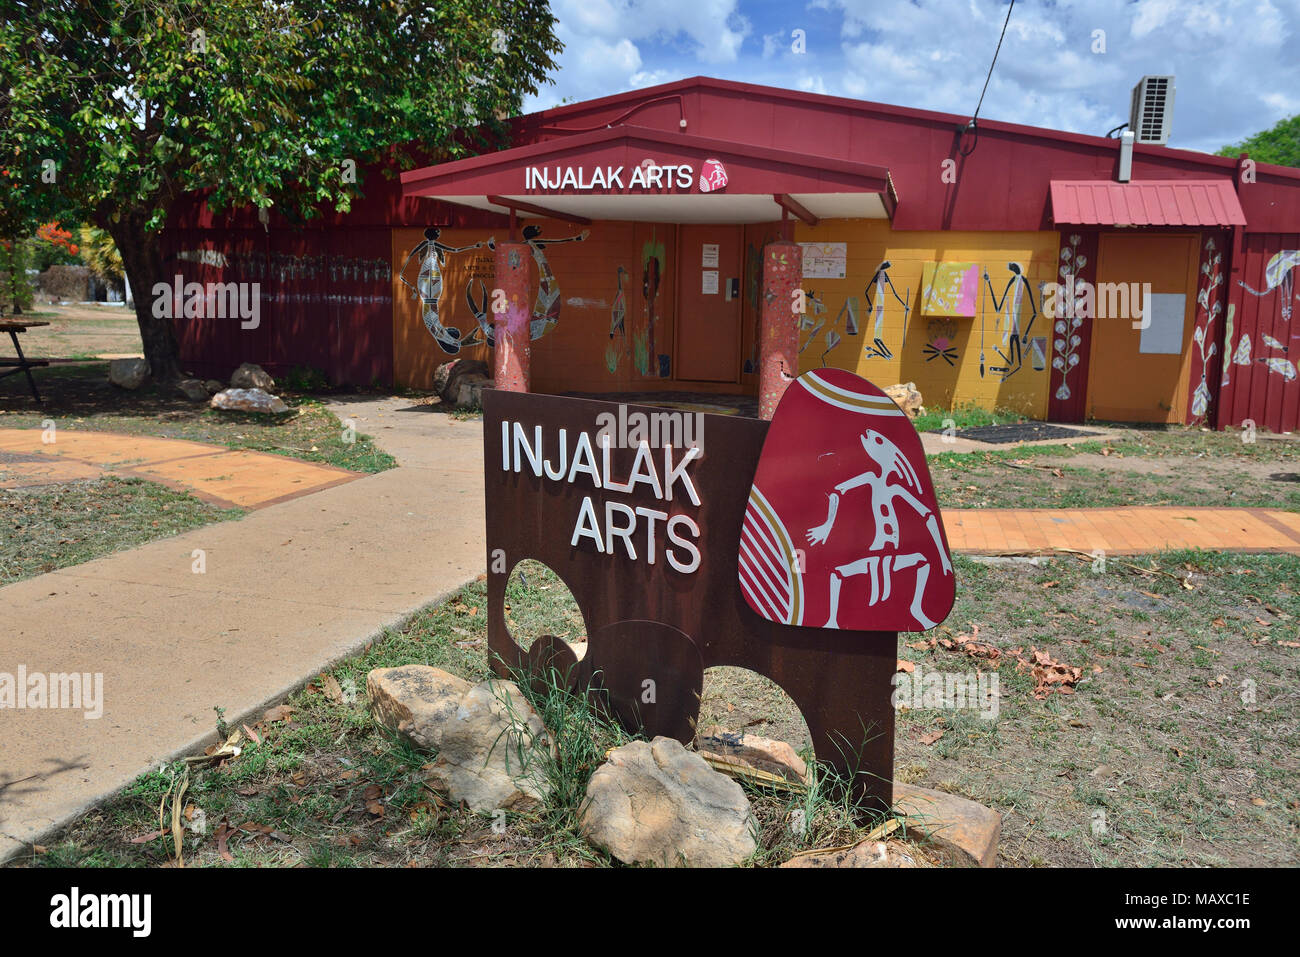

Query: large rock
[108,357,149,390]
[696,727,808,783]
[884,382,924,418]
[580,737,757,867]
[230,362,275,391]
[425,679,552,813]
[892,783,1001,867]
[453,373,493,408]
[177,378,209,402]
[781,839,933,868]
[368,665,472,751]
[435,358,490,404]
[210,388,289,414]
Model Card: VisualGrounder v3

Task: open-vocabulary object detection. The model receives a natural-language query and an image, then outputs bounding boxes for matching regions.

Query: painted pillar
[493,241,531,393]
[758,240,802,419]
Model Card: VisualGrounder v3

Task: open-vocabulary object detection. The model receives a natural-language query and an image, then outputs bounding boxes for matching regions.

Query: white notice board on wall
[1139,293,1186,354]
[800,242,847,279]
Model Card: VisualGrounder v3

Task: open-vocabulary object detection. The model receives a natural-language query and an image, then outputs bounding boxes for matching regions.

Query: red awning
[401,124,896,224]
[1050,179,1246,227]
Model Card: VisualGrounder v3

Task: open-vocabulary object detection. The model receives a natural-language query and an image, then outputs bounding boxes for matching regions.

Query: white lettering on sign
[526,164,694,192]
[503,420,703,573]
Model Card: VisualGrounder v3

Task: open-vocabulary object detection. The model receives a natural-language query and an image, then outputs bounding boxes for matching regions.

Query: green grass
[912,403,1027,434]
[0,477,242,585]
[0,362,396,473]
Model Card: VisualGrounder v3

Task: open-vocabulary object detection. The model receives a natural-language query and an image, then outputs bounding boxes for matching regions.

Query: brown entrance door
[1085,233,1199,423]
[674,224,742,382]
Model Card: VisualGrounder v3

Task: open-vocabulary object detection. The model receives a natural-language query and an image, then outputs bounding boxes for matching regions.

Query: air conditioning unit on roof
[1130,75,1175,145]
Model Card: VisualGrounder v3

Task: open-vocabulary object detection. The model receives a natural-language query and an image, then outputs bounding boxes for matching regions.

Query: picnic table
[0,319,50,402]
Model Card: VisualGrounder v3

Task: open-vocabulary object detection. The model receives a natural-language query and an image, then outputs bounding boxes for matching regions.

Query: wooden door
[1086,233,1199,422]
[674,224,742,382]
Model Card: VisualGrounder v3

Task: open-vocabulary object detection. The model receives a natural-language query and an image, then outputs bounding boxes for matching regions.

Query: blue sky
[522,0,1300,155]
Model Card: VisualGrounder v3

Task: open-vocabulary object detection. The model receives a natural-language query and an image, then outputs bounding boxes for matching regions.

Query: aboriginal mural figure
[864,261,909,360]
[1239,249,1300,382]
[798,291,854,368]
[743,231,782,373]
[398,228,485,354]
[605,265,629,374]
[981,262,1038,380]
[636,232,667,377]
[523,224,588,340]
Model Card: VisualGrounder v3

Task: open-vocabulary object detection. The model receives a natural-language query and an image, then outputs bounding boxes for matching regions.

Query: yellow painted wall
[791,220,1061,418]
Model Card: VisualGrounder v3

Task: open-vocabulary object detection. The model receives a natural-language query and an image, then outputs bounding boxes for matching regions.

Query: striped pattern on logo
[797,370,906,416]
[739,485,803,626]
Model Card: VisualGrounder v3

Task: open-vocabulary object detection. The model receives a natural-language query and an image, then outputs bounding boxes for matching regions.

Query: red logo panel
[739,369,955,632]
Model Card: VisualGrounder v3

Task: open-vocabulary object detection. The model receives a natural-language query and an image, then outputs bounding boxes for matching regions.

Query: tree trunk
[104,213,182,383]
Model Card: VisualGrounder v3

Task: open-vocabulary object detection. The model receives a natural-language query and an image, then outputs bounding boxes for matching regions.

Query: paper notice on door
[702,270,719,295]
[702,244,720,268]
[1139,293,1186,354]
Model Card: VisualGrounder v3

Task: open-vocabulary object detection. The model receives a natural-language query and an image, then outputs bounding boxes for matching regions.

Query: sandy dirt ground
[9,303,142,359]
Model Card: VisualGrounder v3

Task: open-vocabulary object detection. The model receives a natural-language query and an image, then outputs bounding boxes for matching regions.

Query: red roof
[1051,179,1247,227]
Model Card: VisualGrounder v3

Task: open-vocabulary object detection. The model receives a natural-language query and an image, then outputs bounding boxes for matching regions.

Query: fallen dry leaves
[911,623,1087,700]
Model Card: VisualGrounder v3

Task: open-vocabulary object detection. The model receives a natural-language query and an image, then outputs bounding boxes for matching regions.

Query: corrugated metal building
[165,76,1300,431]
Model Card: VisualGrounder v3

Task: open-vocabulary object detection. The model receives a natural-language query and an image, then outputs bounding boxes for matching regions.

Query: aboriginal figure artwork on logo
[740,369,955,632]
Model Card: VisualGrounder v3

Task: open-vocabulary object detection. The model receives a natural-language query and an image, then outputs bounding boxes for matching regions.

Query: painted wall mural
[922,319,959,366]
[980,262,1039,381]
[398,225,587,355]
[864,261,909,360]
[605,264,629,373]
[1237,248,1300,383]
[1188,236,1225,421]
[635,231,669,377]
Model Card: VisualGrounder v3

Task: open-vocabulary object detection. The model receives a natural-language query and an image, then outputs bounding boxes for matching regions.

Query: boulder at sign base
[367,665,472,751]
[892,782,1001,867]
[580,736,757,867]
[425,679,553,813]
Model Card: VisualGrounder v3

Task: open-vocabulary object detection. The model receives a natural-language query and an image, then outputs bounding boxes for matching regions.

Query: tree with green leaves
[0,0,562,381]
[1217,114,1300,169]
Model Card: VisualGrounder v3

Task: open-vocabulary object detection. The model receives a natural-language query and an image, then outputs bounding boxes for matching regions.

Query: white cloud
[527,0,1300,154]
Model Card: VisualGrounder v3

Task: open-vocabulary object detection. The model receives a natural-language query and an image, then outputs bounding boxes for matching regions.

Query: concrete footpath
[0,397,484,862]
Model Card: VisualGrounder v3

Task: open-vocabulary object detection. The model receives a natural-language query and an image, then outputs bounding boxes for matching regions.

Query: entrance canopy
[401,124,896,224]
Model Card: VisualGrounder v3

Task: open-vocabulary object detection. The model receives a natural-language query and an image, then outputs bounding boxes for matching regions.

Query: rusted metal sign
[484,370,954,808]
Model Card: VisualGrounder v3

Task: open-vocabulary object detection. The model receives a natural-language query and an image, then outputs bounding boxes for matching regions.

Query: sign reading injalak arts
[484,369,953,808]
[498,412,704,574]
[524,158,729,193]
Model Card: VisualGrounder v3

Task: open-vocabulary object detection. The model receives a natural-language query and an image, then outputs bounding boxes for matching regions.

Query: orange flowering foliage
[36,221,79,257]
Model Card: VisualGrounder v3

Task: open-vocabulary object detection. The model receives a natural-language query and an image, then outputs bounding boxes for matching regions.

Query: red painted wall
[1219,232,1300,433]
[511,78,1300,234]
